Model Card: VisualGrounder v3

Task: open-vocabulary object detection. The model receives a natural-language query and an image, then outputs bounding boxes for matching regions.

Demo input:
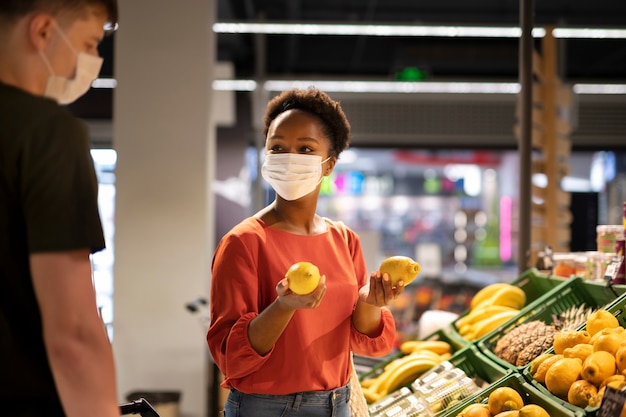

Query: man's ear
[28,13,55,52]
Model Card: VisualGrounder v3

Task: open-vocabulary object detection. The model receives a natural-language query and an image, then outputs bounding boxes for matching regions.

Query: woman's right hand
[275,275,327,310]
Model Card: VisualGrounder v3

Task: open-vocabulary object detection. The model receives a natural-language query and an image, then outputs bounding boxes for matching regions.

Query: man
[0,1,120,416]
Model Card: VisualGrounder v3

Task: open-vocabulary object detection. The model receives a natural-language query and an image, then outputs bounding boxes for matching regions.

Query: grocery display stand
[522,290,626,417]
[478,276,620,373]
[362,270,625,417]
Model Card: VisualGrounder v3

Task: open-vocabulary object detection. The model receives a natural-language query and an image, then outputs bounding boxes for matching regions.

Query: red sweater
[207,217,396,394]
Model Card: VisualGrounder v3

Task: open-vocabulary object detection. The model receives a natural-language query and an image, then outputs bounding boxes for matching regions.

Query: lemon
[545,357,583,399]
[567,379,598,408]
[379,256,421,286]
[488,387,524,415]
[586,310,619,336]
[285,261,321,295]
[518,404,550,417]
[553,330,590,354]
[582,351,616,387]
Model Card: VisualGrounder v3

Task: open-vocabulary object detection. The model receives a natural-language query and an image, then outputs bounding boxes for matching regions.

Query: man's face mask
[261,153,331,201]
[39,21,103,105]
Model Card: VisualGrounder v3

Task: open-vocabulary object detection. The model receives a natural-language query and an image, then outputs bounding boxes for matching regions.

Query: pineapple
[494,321,555,366]
[493,304,595,367]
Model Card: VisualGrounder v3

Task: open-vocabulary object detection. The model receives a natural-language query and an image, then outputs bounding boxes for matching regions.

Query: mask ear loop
[39,50,55,75]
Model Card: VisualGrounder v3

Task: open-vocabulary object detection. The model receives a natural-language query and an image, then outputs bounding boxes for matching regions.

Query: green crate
[440,373,583,417]
[425,345,509,416]
[477,276,620,373]
[364,340,508,416]
[522,290,626,417]
[446,268,563,350]
[358,328,461,382]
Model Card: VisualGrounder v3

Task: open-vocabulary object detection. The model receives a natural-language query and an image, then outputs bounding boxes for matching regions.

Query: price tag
[598,386,626,417]
[605,261,620,283]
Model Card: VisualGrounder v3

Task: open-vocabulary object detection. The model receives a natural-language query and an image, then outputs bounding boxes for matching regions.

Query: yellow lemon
[582,350,616,387]
[461,404,491,417]
[488,387,524,415]
[615,344,626,374]
[518,405,550,417]
[553,330,591,354]
[533,354,563,385]
[563,343,594,362]
[593,332,626,356]
[600,374,626,389]
[586,310,620,336]
[285,261,321,295]
[567,379,598,408]
[379,256,421,286]
[545,357,583,399]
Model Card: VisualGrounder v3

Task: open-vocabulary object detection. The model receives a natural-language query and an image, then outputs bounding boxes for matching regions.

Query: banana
[362,387,382,404]
[376,357,439,396]
[399,340,451,355]
[360,377,378,389]
[470,283,513,309]
[474,285,526,311]
[467,309,519,340]
[456,304,519,329]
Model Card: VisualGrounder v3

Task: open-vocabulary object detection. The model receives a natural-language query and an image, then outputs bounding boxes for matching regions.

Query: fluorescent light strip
[212,79,257,91]
[91,78,117,88]
[213,22,549,38]
[213,22,626,39]
[264,80,521,94]
[553,28,626,39]
[573,84,626,94]
[93,78,626,95]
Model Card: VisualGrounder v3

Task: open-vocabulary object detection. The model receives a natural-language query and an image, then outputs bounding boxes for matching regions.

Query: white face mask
[261,153,331,201]
[39,22,103,105]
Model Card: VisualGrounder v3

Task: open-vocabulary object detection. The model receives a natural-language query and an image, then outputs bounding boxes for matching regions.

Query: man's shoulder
[0,82,79,126]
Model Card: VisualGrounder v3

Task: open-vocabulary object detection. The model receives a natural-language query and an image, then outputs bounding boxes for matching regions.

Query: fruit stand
[358,268,626,417]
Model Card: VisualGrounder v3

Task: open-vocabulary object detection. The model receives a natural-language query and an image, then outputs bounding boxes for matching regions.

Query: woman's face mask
[261,153,331,201]
[39,21,103,105]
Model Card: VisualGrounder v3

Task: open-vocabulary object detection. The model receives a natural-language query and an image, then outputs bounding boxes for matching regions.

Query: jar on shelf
[552,253,580,278]
[597,225,624,253]
[585,251,616,282]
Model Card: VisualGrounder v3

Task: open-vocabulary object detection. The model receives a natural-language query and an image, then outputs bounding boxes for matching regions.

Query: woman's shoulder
[228,217,267,238]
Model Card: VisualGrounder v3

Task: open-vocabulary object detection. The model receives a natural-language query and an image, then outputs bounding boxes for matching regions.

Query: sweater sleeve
[207,232,273,379]
[344,227,397,357]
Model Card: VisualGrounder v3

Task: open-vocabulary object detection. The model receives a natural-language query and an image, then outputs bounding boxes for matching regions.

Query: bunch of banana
[360,340,452,404]
[455,283,526,341]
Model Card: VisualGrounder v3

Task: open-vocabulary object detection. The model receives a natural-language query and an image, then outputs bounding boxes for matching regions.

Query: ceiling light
[573,84,626,94]
[264,80,521,93]
[213,22,626,39]
[553,28,626,39]
[212,80,257,91]
[91,78,117,88]
[93,78,626,95]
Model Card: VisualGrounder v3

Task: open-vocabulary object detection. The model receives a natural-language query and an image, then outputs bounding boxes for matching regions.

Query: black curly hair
[263,87,351,158]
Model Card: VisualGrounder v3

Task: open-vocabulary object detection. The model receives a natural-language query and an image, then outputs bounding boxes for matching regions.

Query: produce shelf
[445,268,564,350]
[366,342,509,416]
[522,290,626,417]
[477,276,620,373]
[440,372,583,417]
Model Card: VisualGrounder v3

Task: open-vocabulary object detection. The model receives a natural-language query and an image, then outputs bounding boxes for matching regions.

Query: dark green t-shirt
[0,81,105,417]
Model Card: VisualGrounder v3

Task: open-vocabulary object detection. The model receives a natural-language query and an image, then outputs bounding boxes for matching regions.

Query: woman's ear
[324,157,337,176]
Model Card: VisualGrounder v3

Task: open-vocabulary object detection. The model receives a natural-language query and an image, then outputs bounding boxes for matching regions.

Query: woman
[207,87,403,417]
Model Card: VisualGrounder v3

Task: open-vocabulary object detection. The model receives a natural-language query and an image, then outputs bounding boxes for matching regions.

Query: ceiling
[73,1,626,128]
[216,0,626,81]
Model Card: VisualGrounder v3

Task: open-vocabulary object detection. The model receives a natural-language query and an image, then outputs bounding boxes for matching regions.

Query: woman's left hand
[359,271,404,307]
